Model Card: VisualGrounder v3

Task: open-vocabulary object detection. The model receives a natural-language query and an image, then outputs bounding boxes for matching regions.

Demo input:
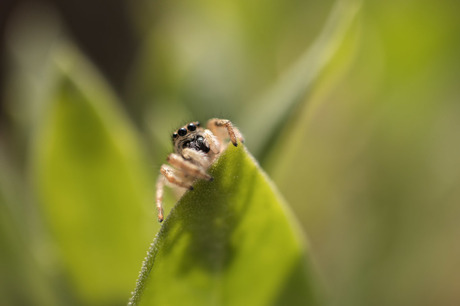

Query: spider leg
[182,148,213,169]
[207,118,244,147]
[167,153,213,181]
[160,164,194,190]
[155,175,165,222]
[202,129,220,154]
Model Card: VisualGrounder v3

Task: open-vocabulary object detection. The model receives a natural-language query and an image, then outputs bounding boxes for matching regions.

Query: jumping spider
[155,118,244,222]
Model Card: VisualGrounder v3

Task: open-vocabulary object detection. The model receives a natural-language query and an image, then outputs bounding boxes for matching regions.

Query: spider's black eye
[196,121,201,127]
[178,128,187,136]
[172,132,178,139]
[187,123,196,131]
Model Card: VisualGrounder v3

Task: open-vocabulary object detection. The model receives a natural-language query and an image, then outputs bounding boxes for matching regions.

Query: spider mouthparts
[232,142,238,147]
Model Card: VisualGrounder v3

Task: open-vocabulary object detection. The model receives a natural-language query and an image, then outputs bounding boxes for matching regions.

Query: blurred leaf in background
[3,4,157,305]
[30,45,157,305]
[269,1,460,305]
[0,148,59,305]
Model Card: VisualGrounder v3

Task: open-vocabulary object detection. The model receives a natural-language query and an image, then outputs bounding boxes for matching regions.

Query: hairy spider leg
[155,176,165,222]
[160,164,194,190]
[167,153,213,181]
[181,148,213,171]
[207,118,244,146]
[201,129,221,154]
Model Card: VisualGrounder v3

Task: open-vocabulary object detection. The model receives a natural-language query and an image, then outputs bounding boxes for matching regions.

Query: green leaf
[31,45,157,305]
[240,0,362,162]
[0,151,59,306]
[130,145,321,306]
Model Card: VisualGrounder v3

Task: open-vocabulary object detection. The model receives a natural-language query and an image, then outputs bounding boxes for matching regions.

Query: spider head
[172,122,210,155]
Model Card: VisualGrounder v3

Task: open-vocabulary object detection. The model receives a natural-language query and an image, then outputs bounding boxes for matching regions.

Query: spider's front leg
[156,164,194,222]
[202,129,220,154]
[167,153,213,181]
[207,118,244,147]
[155,175,166,222]
[182,148,213,170]
[160,164,194,190]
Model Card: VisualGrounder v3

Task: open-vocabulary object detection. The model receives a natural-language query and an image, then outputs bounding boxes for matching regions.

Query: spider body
[155,118,244,222]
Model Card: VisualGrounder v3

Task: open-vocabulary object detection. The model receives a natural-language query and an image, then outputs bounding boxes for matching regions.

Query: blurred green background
[1,0,460,305]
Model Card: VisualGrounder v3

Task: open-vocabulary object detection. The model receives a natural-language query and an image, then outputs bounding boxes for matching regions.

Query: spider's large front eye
[187,123,196,131]
[178,128,187,136]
